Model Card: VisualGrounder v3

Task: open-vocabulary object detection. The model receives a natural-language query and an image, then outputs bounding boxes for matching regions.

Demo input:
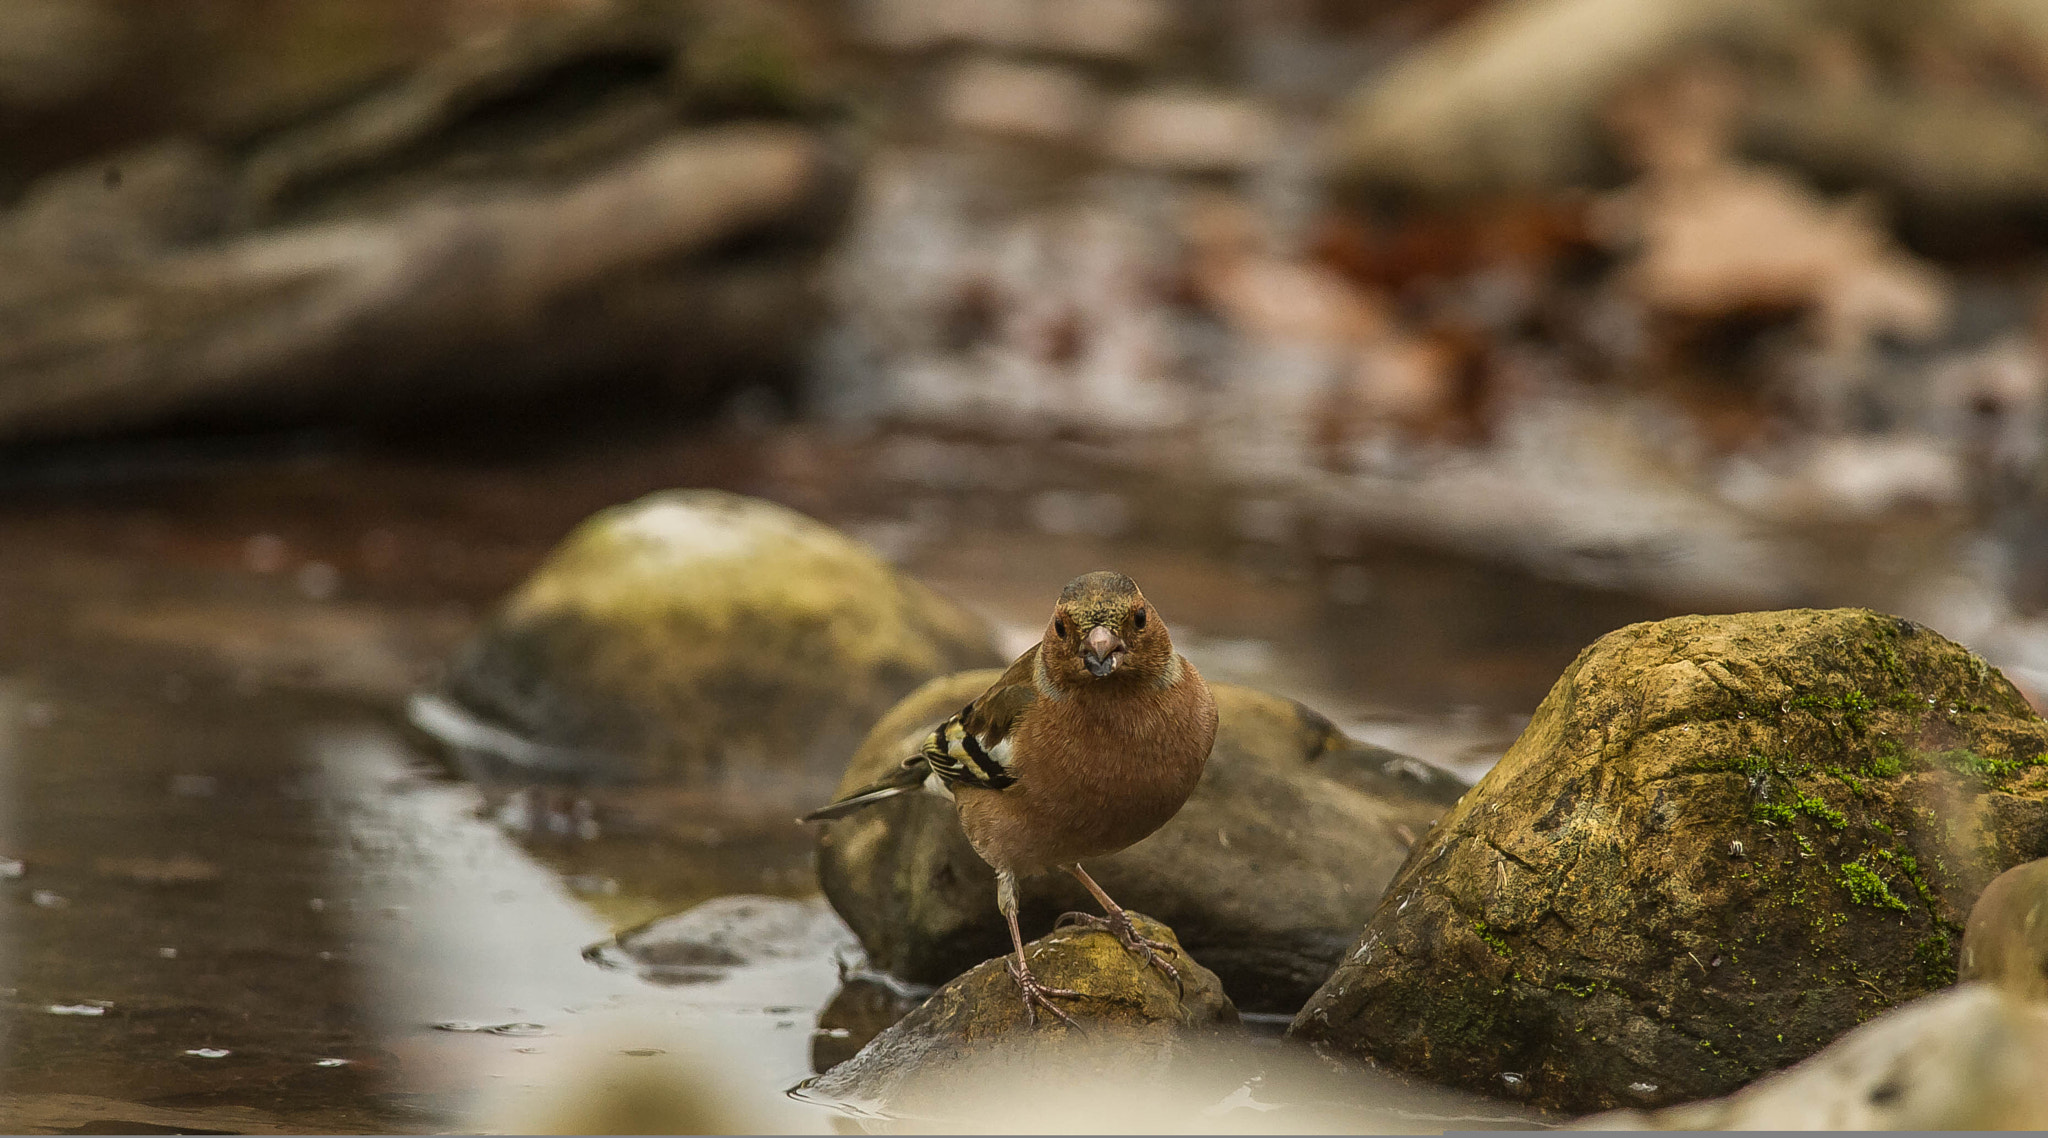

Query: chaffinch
[806,570,1219,1025]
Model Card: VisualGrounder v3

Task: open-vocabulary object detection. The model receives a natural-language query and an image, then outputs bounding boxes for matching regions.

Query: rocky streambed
[7,427,2047,1131]
[401,488,2048,1130]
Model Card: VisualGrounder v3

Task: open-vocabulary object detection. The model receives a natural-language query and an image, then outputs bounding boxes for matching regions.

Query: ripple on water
[432,1021,550,1037]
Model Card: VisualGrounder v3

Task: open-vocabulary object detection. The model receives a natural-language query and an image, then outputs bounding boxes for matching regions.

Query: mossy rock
[815,671,1463,1015]
[1290,608,2048,1113]
[1960,855,2048,1000]
[436,490,1003,791]
[794,914,1239,1118]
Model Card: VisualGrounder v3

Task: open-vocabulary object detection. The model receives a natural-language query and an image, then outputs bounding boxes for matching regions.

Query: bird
[804,570,1219,1026]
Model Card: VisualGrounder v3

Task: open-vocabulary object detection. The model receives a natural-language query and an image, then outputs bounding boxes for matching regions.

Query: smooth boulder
[793,914,1239,1119]
[1959,855,2048,1000]
[1292,608,2048,1113]
[814,671,1463,1014]
[424,490,1003,798]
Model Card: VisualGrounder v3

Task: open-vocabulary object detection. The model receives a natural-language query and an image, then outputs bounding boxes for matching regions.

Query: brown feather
[804,571,1218,881]
[959,648,1041,746]
[952,574,1218,877]
[955,653,1216,875]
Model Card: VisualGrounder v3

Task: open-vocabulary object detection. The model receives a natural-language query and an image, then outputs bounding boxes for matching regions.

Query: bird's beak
[1082,625,1126,677]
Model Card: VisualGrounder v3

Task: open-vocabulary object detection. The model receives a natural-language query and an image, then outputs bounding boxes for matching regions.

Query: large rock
[815,672,1464,1014]
[421,491,1003,800]
[1291,608,2048,1113]
[1577,984,2048,1130]
[1959,855,2048,1000]
[793,914,1240,1119]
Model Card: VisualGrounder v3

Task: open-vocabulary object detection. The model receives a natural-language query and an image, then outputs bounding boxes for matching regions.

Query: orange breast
[955,660,1218,877]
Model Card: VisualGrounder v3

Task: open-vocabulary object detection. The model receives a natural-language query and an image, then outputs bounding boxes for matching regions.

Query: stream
[0,420,1823,1132]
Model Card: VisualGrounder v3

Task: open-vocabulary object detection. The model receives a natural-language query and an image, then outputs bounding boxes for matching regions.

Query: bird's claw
[1058,910,1183,997]
[1006,957,1085,1029]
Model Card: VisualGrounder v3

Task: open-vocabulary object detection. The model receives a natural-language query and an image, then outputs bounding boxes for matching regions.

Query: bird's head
[1042,570,1174,687]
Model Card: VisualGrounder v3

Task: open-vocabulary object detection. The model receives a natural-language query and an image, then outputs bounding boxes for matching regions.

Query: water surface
[0,424,1693,1132]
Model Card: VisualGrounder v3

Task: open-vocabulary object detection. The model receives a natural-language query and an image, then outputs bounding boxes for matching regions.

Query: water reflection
[308,724,843,1132]
[0,424,1931,1132]
[0,672,384,1132]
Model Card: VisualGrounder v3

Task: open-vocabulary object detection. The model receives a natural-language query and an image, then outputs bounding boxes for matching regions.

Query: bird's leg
[1057,863,1182,994]
[998,870,1082,1028]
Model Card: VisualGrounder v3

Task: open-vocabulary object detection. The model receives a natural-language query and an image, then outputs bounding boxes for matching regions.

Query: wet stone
[1292,608,2048,1113]
[793,914,1240,1121]
[815,673,1462,1014]
[421,489,1004,810]
[582,895,857,986]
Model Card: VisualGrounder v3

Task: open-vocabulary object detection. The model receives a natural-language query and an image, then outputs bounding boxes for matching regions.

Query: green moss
[1919,746,2046,783]
[1836,861,1910,913]
[1926,748,2012,778]
[1864,742,1906,779]
[1553,978,1596,998]
[1796,791,1846,829]
[1750,789,1845,831]
[1913,929,1958,987]
[1472,920,1511,958]
[1791,690,1872,714]
[1790,688,1877,731]
[1865,628,1914,688]
[1826,767,1866,796]
[1872,849,1935,908]
[1752,800,1796,826]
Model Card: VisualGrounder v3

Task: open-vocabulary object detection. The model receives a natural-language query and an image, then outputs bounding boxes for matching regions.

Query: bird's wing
[802,649,1041,822]
[917,644,1041,792]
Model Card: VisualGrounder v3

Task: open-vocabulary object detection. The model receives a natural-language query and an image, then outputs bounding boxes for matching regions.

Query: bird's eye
[1054,618,1067,637]
[1134,607,1147,630]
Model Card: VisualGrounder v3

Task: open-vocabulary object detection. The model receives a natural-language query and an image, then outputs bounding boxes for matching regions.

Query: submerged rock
[423,490,1003,802]
[1959,855,2048,1000]
[1292,608,2048,1113]
[582,895,856,986]
[814,672,1463,1015]
[1576,984,2048,1130]
[794,914,1239,1119]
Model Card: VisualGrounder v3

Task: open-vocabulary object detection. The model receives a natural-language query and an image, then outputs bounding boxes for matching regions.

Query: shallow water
[0,424,1700,1132]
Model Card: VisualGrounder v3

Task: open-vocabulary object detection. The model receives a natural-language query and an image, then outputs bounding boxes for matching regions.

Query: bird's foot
[1056,909,1183,996]
[1006,956,1084,1029]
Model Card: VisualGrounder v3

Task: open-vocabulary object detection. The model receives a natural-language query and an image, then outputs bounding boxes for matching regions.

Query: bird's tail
[801,761,927,823]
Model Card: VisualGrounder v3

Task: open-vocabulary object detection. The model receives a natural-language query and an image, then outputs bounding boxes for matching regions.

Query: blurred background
[3,0,2048,1130]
